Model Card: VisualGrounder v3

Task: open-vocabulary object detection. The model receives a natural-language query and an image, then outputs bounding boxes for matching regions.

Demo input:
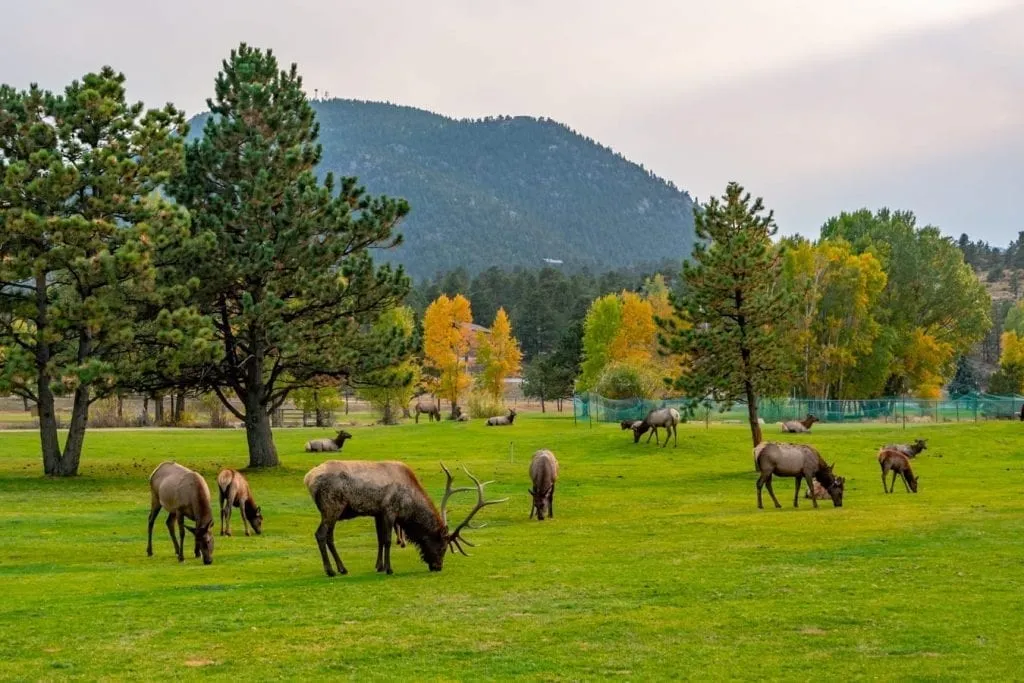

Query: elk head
[805,414,820,426]
[430,462,507,571]
[909,475,919,493]
[528,486,554,520]
[185,521,215,564]
[247,504,264,535]
[335,430,353,445]
[826,466,845,507]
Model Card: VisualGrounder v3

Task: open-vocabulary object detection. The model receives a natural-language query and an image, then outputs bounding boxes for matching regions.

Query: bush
[87,398,128,428]
[466,391,506,418]
[594,361,663,399]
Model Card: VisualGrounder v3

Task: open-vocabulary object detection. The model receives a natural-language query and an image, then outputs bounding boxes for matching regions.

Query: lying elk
[633,408,681,447]
[754,442,845,509]
[780,414,819,433]
[414,398,441,423]
[528,450,559,521]
[305,430,352,452]
[216,469,263,536]
[878,449,919,493]
[486,409,517,426]
[304,461,507,576]
[881,439,926,458]
[147,461,215,564]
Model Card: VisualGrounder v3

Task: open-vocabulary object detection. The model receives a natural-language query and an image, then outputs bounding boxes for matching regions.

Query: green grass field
[1,417,1022,680]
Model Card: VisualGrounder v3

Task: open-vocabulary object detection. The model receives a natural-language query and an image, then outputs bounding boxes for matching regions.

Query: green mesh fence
[573,393,1024,424]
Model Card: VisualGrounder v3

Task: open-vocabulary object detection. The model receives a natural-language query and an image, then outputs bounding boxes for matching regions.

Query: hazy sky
[3,0,1022,244]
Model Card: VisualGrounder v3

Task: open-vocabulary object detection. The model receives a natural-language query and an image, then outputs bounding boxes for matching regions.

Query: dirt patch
[184,659,216,667]
[800,627,828,636]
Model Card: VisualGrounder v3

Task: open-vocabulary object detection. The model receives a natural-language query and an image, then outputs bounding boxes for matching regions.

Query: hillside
[189,99,696,279]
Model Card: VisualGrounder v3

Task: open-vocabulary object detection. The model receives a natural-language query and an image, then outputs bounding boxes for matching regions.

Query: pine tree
[660,182,795,446]
[170,45,410,467]
[0,70,194,475]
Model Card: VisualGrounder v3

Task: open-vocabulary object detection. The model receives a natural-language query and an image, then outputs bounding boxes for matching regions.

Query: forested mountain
[189,99,696,279]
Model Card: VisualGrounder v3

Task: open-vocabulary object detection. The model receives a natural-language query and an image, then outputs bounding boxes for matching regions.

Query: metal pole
[902,394,906,430]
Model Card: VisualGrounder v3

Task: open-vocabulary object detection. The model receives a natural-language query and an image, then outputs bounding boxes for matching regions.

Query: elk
[620,419,641,430]
[304,461,507,576]
[528,450,559,521]
[216,469,263,537]
[881,439,927,458]
[413,397,441,423]
[632,408,680,447]
[878,449,919,493]
[305,430,352,452]
[754,442,845,509]
[780,414,819,433]
[486,408,517,426]
[147,461,215,564]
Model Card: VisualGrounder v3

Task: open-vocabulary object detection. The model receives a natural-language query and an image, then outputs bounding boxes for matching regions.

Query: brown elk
[780,414,819,433]
[414,397,441,423]
[754,442,845,509]
[304,461,506,576]
[216,469,263,537]
[486,409,517,426]
[881,439,927,458]
[305,430,352,452]
[147,461,215,564]
[632,408,680,447]
[528,450,559,521]
[878,449,919,493]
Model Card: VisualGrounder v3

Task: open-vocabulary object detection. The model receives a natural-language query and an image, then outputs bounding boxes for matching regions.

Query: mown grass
[1,416,1023,680]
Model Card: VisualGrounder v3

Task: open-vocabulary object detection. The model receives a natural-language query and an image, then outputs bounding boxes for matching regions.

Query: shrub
[466,391,506,418]
[594,361,663,399]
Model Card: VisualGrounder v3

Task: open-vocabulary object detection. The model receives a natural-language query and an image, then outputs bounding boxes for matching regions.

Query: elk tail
[753,441,769,472]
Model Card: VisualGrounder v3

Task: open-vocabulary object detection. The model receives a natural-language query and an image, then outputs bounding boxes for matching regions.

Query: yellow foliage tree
[1000,331,1024,367]
[903,329,954,399]
[422,294,473,414]
[475,307,523,401]
[608,291,656,363]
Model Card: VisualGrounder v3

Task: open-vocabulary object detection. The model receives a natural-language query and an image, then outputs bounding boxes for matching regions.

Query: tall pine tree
[660,182,794,446]
[171,45,410,467]
[0,70,193,475]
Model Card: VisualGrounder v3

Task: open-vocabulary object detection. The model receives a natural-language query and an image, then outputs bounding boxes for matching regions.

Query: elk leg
[239,497,250,537]
[222,488,233,536]
[673,424,678,448]
[381,516,394,575]
[324,520,347,575]
[147,503,161,556]
[890,471,898,494]
[218,487,227,536]
[166,513,182,561]
[415,410,419,424]
[901,473,911,493]
[764,475,782,508]
[374,516,387,572]
[314,519,336,577]
[394,522,406,548]
[881,467,889,493]
[793,475,803,508]
[549,485,555,518]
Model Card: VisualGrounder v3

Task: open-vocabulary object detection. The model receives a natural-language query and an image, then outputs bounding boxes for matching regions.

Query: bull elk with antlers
[304,461,506,576]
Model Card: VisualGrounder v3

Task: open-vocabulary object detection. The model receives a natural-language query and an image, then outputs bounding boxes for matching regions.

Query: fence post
[902,395,906,430]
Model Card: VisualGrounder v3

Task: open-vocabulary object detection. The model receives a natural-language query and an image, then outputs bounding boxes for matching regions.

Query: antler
[446,465,508,556]
[439,462,472,528]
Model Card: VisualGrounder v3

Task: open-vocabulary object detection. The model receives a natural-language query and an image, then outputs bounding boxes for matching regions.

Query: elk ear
[527,488,534,496]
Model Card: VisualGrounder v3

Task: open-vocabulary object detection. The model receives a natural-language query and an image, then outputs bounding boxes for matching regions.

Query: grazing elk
[304,461,506,576]
[780,414,819,433]
[754,442,845,509]
[414,397,441,423]
[305,430,352,453]
[528,450,559,521]
[147,461,215,564]
[486,409,517,426]
[216,469,263,537]
[881,439,927,458]
[632,408,681,447]
[878,449,919,493]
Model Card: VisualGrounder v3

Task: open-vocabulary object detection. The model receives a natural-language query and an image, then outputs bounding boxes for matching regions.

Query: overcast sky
[3,0,1022,244]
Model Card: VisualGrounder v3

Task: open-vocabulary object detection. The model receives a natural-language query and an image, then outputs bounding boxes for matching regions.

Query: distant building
[543,258,563,265]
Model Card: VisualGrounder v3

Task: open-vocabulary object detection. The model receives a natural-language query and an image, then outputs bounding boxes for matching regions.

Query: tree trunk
[540,396,546,413]
[244,390,279,468]
[142,396,150,425]
[116,394,124,420]
[58,385,91,476]
[744,379,762,447]
[154,395,164,424]
[174,392,185,423]
[38,375,63,476]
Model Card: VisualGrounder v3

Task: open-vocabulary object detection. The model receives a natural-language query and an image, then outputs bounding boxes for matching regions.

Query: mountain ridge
[189,98,696,279]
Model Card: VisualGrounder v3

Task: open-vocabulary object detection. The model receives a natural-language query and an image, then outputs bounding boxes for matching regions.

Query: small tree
[356,307,419,424]
[475,307,522,402]
[292,384,342,427]
[522,353,571,412]
[422,293,473,416]
[659,182,795,447]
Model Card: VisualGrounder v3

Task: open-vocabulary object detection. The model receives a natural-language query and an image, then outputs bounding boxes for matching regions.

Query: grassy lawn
[1,416,1022,680]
